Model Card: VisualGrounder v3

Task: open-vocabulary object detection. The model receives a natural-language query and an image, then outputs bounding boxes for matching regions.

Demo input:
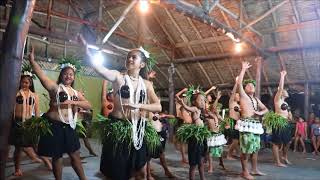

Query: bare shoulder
[144,79,154,88]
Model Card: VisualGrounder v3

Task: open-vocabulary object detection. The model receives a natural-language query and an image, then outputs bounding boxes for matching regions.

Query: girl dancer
[80,35,161,180]
[28,47,91,180]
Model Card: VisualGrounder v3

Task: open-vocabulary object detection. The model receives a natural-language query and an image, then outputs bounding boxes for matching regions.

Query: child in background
[311,117,320,155]
[294,117,307,153]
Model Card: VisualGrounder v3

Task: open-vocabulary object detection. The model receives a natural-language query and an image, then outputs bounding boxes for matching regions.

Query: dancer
[175,88,192,164]
[207,104,227,173]
[9,64,51,176]
[294,116,307,153]
[227,77,241,160]
[80,36,161,180]
[101,80,114,117]
[271,70,293,166]
[147,113,175,179]
[236,60,268,180]
[28,46,91,180]
[176,87,211,180]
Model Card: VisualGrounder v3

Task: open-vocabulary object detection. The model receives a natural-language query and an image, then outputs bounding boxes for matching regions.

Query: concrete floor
[5,139,320,180]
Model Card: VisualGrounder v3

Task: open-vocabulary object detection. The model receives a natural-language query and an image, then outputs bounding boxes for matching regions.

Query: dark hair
[19,75,35,92]
[56,67,75,87]
[127,50,148,79]
[191,93,201,106]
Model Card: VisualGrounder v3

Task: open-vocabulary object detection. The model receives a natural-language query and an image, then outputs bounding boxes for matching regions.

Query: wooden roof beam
[175,36,230,47]
[159,0,267,56]
[241,0,289,30]
[215,3,262,37]
[261,19,320,33]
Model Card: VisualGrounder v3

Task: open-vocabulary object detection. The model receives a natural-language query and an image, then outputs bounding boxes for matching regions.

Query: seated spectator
[294,116,307,153]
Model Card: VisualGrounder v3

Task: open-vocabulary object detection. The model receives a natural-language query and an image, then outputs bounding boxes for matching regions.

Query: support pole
[255,57,262,99]
[304,82,309,121]
[168,63,175,115]
[0,1,35,179]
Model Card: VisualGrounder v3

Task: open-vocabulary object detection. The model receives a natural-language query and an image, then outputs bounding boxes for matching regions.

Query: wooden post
[304,82,309,121]
[255,57,262,99]
[0,1,35,179]
[168,63,175,115]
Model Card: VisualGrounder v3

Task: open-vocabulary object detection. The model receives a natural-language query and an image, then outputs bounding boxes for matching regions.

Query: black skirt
[188,138,207,166]
[229,118,240,140]
[149,130,167,159]
[9,118,34,147]
[100,117,148,180]
[271,124,292,145]
[37,115,80,158]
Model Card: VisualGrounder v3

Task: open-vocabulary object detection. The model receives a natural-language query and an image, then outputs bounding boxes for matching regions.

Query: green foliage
[219,117,235,132]
[58,56,82,73]
[243,79,256,87]
[168,118,178,127]
[185,85,205,104]
[263,111,288,131]
[145,121,161,155]
[76,121,87,138]
[23,117,53,144]
[21,62,36,79]
[176,124,211,144]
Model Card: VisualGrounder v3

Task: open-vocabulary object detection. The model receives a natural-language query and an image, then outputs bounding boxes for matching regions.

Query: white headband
[22,71,33,77]
[61,63,76,71]
[138,46,150,58]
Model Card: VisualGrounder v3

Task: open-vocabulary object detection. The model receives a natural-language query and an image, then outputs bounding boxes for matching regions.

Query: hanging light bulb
[235,42,242,53]
[139,0,149,13]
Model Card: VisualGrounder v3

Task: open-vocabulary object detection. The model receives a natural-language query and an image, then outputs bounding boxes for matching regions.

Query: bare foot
[147,175,155,180]
[293,149,297,152]
[282,158,292,165]
[181,159,188,165]
[32,157,43,163]
[275,163,287,167]
[302,150,306,154]
[226,155,236,160]
[165,170,176,178]
[251,170,266,176]
[208,167,213,173]
[241,172,254,180]
[13,169,23,176]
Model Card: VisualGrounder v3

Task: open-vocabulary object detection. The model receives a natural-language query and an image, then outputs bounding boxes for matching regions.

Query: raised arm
[78,34,121,82]
[101,80,107,103]
[238,61,253,97]
[229,77,238,105]
[176,88,188,98]
[28,46,57,92]
[275,71,287,102]
[176,96,197,113]
[213,91,221,108]
[205,86,216,95]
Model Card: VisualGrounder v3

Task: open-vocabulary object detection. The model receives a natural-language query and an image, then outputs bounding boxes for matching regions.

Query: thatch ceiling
[1,0,320,95]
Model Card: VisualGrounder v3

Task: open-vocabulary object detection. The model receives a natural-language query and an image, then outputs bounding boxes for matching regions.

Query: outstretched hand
[280,70,287,77]
[241,61,251,70]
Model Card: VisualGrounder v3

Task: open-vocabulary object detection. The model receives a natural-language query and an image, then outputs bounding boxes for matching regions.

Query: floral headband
[21,62,36,79]
[58,56,82,73]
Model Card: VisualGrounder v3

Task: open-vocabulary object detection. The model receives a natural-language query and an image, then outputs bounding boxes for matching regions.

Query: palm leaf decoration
[57,56,82,73]
[243,79,256,87]
[76,121,87,138]
[176,124,211,144]
[263,111,288,131]
[23,117,53,144]
[21,62,36,79]
[168,118,178,127]
[219,116,235,132]
[184,85,205,104]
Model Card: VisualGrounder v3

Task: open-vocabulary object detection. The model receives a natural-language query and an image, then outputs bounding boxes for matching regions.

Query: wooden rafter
[216,3,262,37]
[261,19,320,34]
[290,0,310,80]
[164,8,206,85]
[175,36,230,47]
[241,0,289,30]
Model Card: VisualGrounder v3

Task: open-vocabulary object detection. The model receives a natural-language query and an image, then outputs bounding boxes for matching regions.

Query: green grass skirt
[240,132,260,154]
[209,146,223,157]
[176,124,211,144]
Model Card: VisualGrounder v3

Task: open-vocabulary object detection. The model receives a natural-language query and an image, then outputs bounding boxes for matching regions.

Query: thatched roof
[1,0,320,95]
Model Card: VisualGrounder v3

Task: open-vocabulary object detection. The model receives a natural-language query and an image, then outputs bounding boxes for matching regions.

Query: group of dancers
[7,34,295,180]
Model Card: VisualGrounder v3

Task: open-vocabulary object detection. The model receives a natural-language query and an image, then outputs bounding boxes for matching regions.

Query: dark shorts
[272,124,292,145]
[9,118,34,147]
[37,115,80,158]
[230,118,239,140]
[100,117,148,180]
[188,138,207,166]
